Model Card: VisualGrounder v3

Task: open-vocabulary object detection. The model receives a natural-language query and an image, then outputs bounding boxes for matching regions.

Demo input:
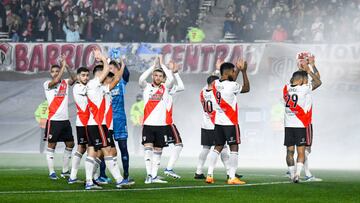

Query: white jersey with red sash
[212,80,242,126]
[86,77,106,126]
[103,85,113,130]
[283,83,312,128]
[73,83,90,126]
[43,79,69,121]
[143,83,170,126]
[200,87,216,130]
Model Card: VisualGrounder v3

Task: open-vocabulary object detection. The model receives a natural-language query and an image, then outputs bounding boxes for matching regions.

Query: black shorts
[142,125,167,148]
[108,130,116,148]
[45,120,74,143]
[305,124,313,146]
[76,126,88,145]
[87,125,114,151]
[214,124,241,145]
[201,128,215,146]
[166,124,182,145]
[284,127,307,147]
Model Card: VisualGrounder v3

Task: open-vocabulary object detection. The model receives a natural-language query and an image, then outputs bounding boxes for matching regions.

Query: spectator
[272,24,288,42]
[158,15,168,43]
[187,27,205,43]
[311,17,325,43]
[62,23,80,42]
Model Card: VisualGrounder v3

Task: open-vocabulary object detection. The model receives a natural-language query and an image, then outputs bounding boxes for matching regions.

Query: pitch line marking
[0,181,291,195]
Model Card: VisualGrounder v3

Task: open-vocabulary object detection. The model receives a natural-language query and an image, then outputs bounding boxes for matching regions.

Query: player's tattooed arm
[301,63,322,90]
[307,55,320,79]
[109,58,126,90]
[48,54,67,88]
[139,56,157,89]
[236,59,250,93]
[93,48,110,83]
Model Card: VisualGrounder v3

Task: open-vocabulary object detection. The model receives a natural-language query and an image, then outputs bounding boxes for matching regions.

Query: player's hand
[93,48,105,61]
[172,62,179,73]
[308,54,315,66]
[236,58,247,72]
[59,54,67,67]
[215,57,223,71]
[120,57,126,69]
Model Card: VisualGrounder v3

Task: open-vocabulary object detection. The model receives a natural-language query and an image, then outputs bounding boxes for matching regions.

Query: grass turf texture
[0,167,359,203]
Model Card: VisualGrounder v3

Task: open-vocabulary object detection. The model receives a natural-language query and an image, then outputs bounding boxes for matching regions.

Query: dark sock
[118,140,129,179]
[99,158,107,178]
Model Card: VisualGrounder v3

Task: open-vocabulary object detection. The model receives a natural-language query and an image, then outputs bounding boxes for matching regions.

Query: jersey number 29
[285,94,298,108]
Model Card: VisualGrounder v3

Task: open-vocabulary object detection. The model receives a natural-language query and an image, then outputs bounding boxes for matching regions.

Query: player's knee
[47,142,56,149]
[78,146,86,154]
[229,144,238,152]
[214,145,223,152]
[65,141,75,149]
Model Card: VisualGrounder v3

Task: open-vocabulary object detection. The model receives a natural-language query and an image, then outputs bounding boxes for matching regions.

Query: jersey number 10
[202,100,213,113]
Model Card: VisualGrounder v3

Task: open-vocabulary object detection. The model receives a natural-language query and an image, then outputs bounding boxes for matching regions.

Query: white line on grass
[0,181,291,195]
[0,168,31,171]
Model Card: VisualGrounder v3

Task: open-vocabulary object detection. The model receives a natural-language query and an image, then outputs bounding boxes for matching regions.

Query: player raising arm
[43,54,76,180]
[139,56,174,184]
[205,58,249,185]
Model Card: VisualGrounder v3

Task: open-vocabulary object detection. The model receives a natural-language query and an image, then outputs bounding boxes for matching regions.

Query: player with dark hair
[139,56,174,184]
[205,58,249,185]
[84,49,126,189]
[43,54,76,180]
[283,58,322,183]
[68,67,90,184]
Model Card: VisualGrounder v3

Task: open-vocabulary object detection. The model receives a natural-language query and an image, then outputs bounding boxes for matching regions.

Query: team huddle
[43,48,322,190]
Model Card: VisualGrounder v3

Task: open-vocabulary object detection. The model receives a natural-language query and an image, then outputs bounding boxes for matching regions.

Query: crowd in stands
[224,0,360,43]
[0,0,199,42]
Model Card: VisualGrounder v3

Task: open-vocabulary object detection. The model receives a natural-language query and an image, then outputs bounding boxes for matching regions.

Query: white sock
[304,151,312,177]
[296,162,304,177]
[288,166,295,179]
[207,150,220,177]
[113,156,119,169]
[144,147,153,176]
[93,158,101,180]
[104,156,123,182]
[85,156,95,184]
[228,151,238,179]
[62,147,72,173]
[151,151,162,178]
[221,146,230,175]
[46,148,55,175]
[69,151,83,180]
[166,144,183,170]
[196,146,210,174]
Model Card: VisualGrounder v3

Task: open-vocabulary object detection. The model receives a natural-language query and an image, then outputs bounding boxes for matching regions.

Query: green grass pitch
[0,155,359,203]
